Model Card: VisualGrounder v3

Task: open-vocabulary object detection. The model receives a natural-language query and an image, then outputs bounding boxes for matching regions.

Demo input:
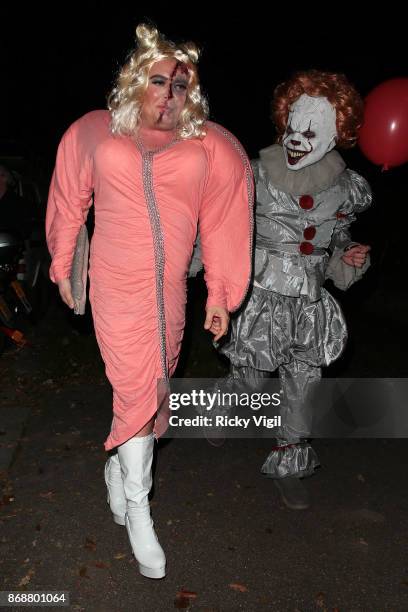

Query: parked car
[0,159,52,322]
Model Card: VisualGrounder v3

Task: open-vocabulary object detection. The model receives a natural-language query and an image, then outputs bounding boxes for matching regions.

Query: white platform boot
[104,454,126,525]
[117,433,166,579]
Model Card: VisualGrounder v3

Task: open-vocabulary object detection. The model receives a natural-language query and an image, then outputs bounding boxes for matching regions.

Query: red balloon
[358,78,408,170]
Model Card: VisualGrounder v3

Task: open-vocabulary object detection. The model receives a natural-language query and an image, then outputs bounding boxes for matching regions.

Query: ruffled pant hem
[261,442,320,479]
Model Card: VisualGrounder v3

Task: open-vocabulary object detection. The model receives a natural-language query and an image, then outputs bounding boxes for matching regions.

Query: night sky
[1,7,407,374]
[1,7,406,161]
[1,7,407,266]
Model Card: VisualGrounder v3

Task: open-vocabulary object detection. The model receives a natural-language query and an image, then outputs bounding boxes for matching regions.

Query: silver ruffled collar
[259,144,346,196]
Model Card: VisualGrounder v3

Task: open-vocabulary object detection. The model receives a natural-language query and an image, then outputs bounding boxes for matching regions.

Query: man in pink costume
[46,24,253,579]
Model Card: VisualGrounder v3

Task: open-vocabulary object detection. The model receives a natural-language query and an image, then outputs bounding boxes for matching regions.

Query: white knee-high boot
[117,433,166,579]
[104,454,126,525]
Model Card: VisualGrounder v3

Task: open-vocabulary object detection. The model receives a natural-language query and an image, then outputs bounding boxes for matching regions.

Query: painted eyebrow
[149,74,188,82]
[149,74,170,80]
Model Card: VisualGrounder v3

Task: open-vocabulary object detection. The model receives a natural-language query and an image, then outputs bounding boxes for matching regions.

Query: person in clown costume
[221,70,372,510]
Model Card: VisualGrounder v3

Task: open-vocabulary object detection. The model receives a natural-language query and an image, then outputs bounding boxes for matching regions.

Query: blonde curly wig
[108,23,208,139]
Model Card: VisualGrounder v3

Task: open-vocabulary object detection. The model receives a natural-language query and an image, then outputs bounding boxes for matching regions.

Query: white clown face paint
[282,94,337,170]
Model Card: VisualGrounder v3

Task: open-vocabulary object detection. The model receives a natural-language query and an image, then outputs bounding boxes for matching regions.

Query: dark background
[1,6,407,376]
[1,7,406,158]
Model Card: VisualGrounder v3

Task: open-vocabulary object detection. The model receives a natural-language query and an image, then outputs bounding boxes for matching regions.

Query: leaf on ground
[39,491,55,500]
[0,514,17,519]
[18,568,35,587]
[315,592,326,608]
[113,553,126,560]
[174,590,198,609]
[94,561,109,569]
[79,566,88,578]
[84,537,96,551]
[229,583,248,593]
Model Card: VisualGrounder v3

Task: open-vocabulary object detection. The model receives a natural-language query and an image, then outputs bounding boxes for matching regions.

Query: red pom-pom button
[303,226,316,240]
[299,195,314,210]
[299,241,314,255]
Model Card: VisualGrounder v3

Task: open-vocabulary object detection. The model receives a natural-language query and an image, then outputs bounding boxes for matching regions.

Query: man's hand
[57,278,75,309]
[342,244,371,268]
[204,306,229,342]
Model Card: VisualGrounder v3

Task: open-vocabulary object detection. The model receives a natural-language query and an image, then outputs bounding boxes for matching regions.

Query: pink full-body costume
[46,110,253,450]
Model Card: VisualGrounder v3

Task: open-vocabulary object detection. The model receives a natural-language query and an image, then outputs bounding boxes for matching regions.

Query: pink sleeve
[199,123,254,312]
[45,119,94,283]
